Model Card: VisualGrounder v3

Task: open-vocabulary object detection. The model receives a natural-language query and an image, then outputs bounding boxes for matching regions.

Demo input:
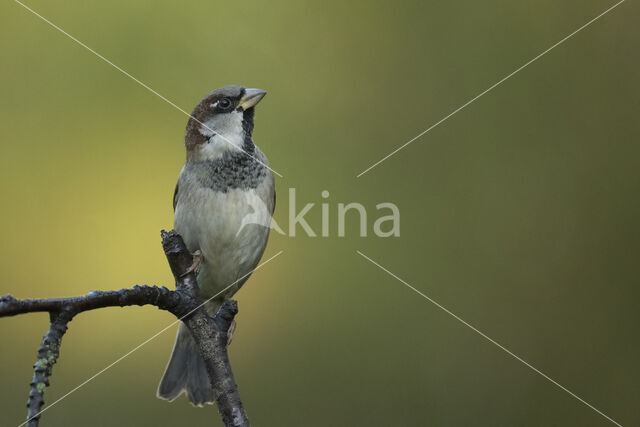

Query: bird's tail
[157,322,215,406]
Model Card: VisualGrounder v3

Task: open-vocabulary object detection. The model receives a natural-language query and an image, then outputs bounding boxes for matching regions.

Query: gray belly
[174,186,272,300]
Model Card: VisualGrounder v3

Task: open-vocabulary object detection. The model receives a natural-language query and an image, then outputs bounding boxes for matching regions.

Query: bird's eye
[217,98,232,110]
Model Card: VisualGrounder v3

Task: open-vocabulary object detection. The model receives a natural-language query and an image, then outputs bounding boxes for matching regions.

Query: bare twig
[26,310,71,427]
[0,230,249,427]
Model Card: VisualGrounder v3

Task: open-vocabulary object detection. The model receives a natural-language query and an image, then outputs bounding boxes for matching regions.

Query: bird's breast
[174,181,273,299]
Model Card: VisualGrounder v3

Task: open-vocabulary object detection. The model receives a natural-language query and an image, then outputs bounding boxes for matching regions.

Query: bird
[157,86,275,406]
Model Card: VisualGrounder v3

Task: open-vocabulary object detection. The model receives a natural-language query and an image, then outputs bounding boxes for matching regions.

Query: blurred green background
[1,0,638,425]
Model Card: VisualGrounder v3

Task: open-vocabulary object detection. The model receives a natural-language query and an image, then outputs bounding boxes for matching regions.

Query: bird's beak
[238,88,267,110]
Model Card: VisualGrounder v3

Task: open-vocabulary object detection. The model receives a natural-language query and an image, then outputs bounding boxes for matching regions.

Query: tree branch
[161,230,249,426]
[26,310,71,427]
[0,230,249,427]
[0,285,187,318]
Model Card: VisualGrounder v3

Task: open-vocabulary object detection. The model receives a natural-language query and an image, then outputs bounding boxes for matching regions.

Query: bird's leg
[181,250,203,277]
[226,319,236,347]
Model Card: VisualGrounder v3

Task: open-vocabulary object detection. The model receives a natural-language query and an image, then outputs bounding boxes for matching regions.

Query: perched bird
[157,86,275,406]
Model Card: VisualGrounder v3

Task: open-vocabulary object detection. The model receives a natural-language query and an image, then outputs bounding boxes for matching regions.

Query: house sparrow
[157,86,275,406]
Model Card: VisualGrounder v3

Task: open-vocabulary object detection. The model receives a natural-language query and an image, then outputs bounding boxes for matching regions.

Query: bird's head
[184,85,267,162]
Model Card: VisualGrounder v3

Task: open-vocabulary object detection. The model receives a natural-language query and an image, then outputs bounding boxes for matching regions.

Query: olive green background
[0,0,638,425]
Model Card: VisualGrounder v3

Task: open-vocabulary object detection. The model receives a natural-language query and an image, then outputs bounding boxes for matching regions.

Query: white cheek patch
[200,111,244,148]
[195,110,245,160]
[198,138,230,159]
[198,125,214,138]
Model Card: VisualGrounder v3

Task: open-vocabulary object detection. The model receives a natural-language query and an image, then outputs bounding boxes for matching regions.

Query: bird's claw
[226,319,236,347]
[181,250,203,277]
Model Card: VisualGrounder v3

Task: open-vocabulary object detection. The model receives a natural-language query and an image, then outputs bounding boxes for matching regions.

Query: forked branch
[0,230,249,427]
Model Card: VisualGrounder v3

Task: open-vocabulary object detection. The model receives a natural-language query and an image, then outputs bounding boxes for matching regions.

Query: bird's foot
[181,250,203,277]
[226,319,236,347]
